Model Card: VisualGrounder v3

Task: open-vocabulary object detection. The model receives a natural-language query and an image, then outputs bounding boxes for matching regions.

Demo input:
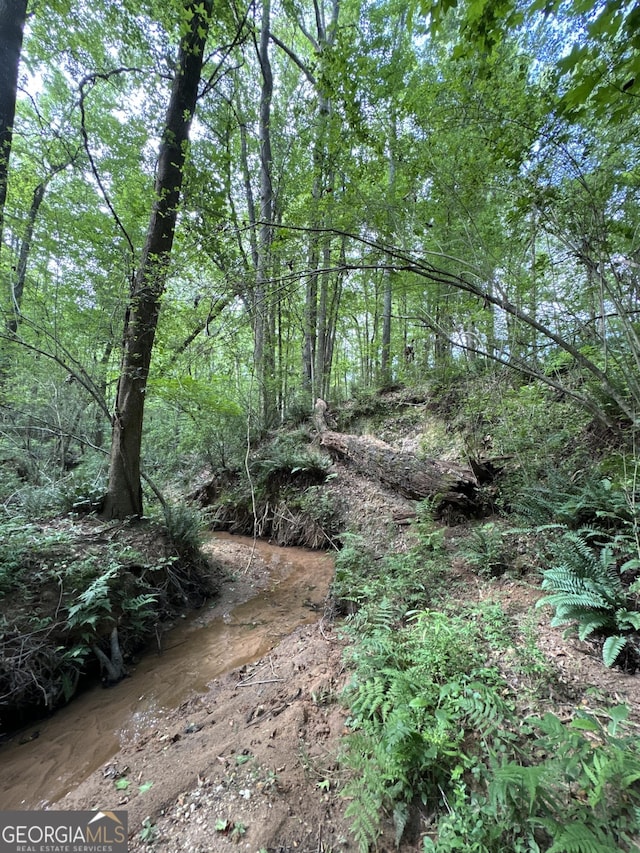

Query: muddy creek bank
[0,534,334,809]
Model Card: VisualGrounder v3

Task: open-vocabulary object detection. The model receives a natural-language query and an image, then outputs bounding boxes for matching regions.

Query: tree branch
[269,33,316,84]
[78,68,143,278]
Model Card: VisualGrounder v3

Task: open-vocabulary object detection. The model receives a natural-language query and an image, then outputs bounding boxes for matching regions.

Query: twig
[318,616,336,642]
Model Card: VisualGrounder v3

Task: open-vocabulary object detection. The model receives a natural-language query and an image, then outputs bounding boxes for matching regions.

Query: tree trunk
[0,0,27,251]
[0,0,28,393]
[254,0,277,427]
[102,0,212,520]
[7,157,73,334]
[380,115,397,385]
[380,269,393,383]
[301,0,340,404]
[8,181,46,333]
[319,427,479,512]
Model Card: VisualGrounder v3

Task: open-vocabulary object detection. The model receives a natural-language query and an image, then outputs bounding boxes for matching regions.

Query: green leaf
[602,635,627,668]
[616,610,640,630]
[607,704,629,724]
[569,716,600,732]
[114,778,130,790]
[138,781,154,794]
[577,614,609,640]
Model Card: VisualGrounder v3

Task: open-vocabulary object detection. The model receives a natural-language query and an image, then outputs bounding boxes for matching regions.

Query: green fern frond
[457,681,512,736]
[616,609,640,630]
[547,822,619,853]
[602,635,627,668]
[582,741,640,805]
[542,591,611,613]
[349,675,389,724]
[577,614,611,640]
[346,596,399,637]
[393,801,409,847]
[566,529,604,563]
[344,777,383,853]
[540,572,619,606]
[489,762,551,817]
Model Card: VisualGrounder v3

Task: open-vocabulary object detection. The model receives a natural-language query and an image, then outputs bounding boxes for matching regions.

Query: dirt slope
[59,621,351,853]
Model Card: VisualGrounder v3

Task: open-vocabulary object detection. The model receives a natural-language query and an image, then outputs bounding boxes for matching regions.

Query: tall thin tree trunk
[380,267,393,383]
[0,0,28,392]
[302,0,340,404]
[0,0,27,251]
[102,0,212,520]
[255,0,276,426]
[8,181,45,333]
[7,157,72,334]
[238,113,258,269]
[315,232,332,398]
[93,340,113,449]
[380,106,398,385]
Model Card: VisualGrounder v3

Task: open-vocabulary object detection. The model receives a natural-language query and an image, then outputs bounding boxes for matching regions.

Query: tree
[253,0,276,425]
[2,0,638,492]
[102,0,213,520]
[423,0,639,121]
[0,0,28,253]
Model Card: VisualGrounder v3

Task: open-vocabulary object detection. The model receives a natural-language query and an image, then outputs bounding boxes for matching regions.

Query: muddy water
[0,534,334,810]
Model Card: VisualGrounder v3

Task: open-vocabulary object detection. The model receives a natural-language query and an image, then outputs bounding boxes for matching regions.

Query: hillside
[4,381,640,852]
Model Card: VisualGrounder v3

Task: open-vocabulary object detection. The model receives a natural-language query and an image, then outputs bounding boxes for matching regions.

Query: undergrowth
[209,433,341,547]
[515,462,640,670]
[0,510,217,728]
[336,497,640,852]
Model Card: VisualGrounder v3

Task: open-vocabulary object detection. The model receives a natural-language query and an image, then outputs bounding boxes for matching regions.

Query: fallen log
[319,430,479,514]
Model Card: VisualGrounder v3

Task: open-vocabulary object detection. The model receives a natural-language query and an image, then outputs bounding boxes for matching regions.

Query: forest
[2,0,640,850]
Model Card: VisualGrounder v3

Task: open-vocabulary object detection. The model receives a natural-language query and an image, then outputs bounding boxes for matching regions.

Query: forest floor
[53,451,640,853]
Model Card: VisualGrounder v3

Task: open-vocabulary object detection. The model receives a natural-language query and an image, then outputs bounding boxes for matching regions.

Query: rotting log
[319,430,479,513]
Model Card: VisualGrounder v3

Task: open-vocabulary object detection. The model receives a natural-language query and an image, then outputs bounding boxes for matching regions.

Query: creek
[0,534,334,809]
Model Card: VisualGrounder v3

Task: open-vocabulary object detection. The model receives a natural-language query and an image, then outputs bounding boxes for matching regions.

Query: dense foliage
[0,0,638,517]
[336,498,640,852]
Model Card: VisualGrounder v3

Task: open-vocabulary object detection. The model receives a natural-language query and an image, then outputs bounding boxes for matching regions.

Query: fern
[348,674,391,724]
[344,596,399,636]
[603,635,628,667]
[455,677,514,737]
[546,823,622,853]
[489,762,554,818]
[343,763,383,853]
[577,613,611,640]
[584,739,640,806]
[392,801,409,847]
[538,529,640,667]
[66,565,118,630]
[341,611,487,847]
[517,473,637,531]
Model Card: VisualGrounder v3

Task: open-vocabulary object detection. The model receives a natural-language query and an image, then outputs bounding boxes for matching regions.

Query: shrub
[459,522,510,577]
[163,502,205,550]
[537,528,640,668]
[341,608,498,850]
